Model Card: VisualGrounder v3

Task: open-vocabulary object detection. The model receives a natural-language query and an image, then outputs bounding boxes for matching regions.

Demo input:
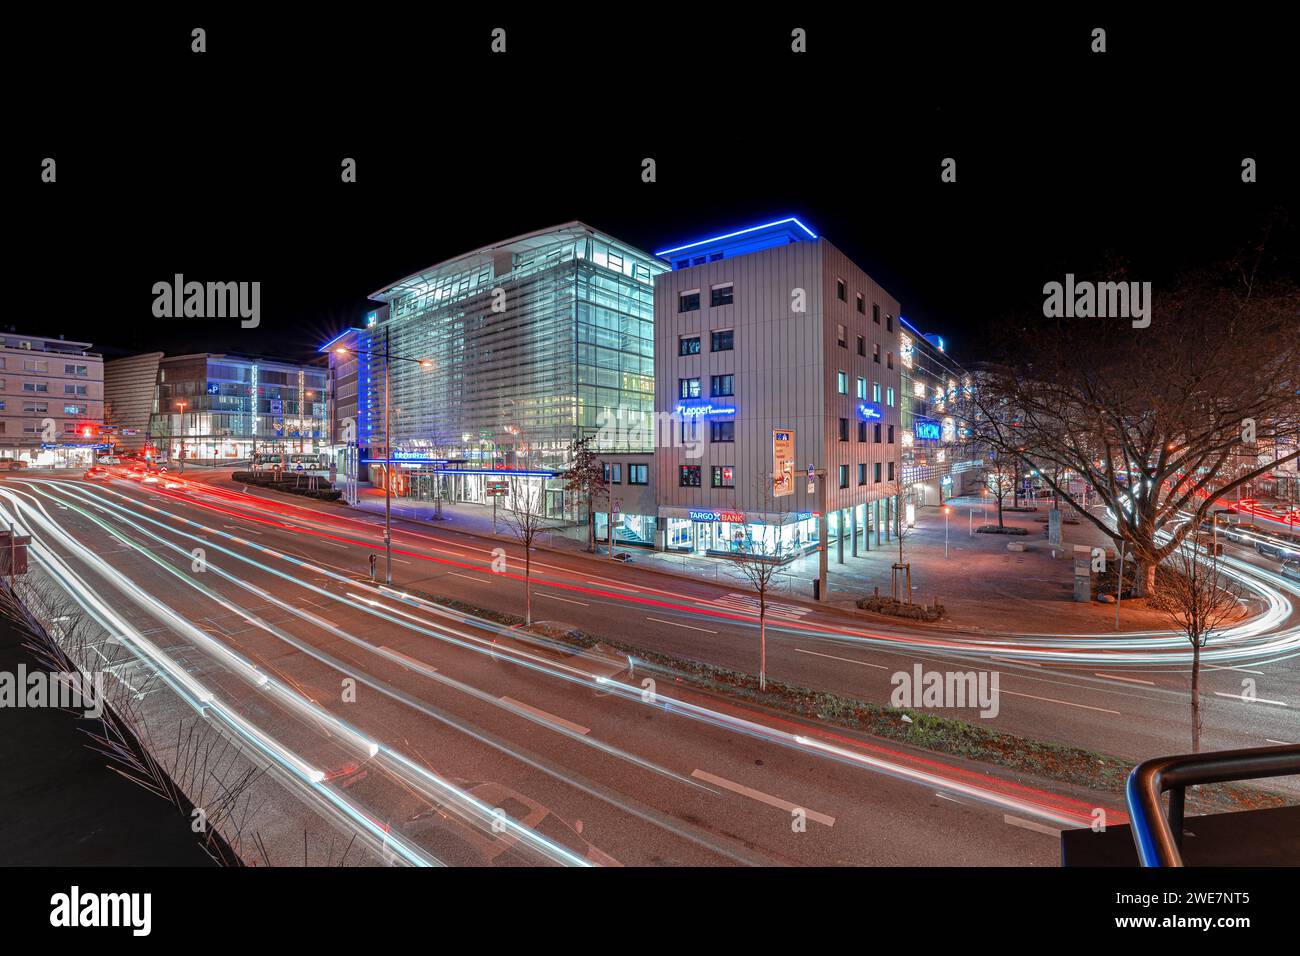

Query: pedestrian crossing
[706,592,812,620]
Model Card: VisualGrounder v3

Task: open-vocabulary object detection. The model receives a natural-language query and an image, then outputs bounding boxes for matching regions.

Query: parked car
[97,456,121,465]
[5,460,28,471]
[1255,533,1300,561]
[1280,560,1300,583]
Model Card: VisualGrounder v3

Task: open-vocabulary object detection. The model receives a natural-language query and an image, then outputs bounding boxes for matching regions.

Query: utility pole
[384,325,392,585]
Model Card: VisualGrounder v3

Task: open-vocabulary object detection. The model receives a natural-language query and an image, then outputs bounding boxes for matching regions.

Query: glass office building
[148,354,328,462]
[356,222,666,518]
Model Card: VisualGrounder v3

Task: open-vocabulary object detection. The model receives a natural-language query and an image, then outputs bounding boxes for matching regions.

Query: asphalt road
[0,471,1144,866]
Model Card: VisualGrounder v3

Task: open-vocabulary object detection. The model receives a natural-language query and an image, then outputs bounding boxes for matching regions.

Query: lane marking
[499,697,590,736]
[794,647,888,670]
[1094,672,1156,686]
[646,616,717,634]
[537,591,590,607]
[1004,814,1062,836]
[691,768,835,827]
[1000,690,1121,715]
[1214,691,1288,707]
[448,572,487,583]
[993,657,1042,667]
[1266,738,1295,745]
[1205,664,1266,676]
[377,646,439,677]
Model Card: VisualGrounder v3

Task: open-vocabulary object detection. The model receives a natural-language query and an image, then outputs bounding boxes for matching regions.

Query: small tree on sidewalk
[1153,526,1242,752]
[497,476,552,626]
[560,436,607,553]
[985,454,1015,529]
[727,475,794,691]
[888,479,915,603]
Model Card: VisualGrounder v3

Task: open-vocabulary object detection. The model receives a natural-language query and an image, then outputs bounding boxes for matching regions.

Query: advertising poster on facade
[772,428,795,497]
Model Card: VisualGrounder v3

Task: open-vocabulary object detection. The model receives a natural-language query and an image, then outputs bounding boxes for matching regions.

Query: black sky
[14,10,1298,368]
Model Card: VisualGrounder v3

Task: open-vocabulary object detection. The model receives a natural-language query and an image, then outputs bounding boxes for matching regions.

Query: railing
[1126,742,1300,866]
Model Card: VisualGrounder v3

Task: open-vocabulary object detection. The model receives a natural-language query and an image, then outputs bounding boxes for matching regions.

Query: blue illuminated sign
[675,403,736,418]
[858,404,883,421]
[914,418,941,441]
[688,510,719,522]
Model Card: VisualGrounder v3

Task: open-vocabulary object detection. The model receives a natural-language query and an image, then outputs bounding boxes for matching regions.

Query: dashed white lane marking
[794,647,888,670]
[1000,690,1121,715]
[993,657,1042,667]
[448,572,486,583]
[1094,672,1156,686]
[1004,814,1062,837]
[499,697,590,736]
[646,616,718,634]
[1214,691,1288,707]
[1205,664,1266,676]
[1266,738,1295,745]
[378,646,439,677]
[691,769,835,827]
[935,792,962,804]
[537,591,589,607]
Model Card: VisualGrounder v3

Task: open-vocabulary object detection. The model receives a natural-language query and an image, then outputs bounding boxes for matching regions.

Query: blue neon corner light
[655,217,819,265]
[675,402,736,418]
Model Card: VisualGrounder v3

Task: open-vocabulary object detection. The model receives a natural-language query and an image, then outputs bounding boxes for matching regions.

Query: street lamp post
[944,505,951,558]
[335,330,432,586]
[174,400,188,473]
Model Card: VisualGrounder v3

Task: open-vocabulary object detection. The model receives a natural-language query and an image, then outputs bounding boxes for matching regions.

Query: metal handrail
[1126,742,1300,866]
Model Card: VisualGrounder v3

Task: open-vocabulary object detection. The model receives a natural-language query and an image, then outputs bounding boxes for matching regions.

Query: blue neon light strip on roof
[654,217,818,257]
[317,328,365,353]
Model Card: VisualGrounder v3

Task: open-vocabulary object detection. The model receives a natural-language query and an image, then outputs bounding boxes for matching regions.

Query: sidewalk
[292,482,1183,635]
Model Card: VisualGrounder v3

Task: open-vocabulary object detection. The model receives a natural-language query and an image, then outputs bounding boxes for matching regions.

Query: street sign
[486,480,509,497]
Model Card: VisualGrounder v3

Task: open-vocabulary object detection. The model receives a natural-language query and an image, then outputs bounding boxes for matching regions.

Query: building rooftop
[655,216,819,268]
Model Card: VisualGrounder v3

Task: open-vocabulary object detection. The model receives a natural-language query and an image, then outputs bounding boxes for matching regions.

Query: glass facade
[151,356,328,461]
[357,225,665,517]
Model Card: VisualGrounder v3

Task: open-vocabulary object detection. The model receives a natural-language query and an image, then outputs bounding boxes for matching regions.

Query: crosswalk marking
[706,592,812,619]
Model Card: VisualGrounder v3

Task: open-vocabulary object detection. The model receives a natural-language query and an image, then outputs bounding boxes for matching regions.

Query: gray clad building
[651,218,904,596]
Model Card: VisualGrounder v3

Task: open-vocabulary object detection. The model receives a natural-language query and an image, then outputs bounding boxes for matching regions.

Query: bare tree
[496,476,552,626]
[559,435,607,553]
[956,251,1300,596]
[726,476,795,691]
[888,478,915,602]
[983,453,1015,529]
[1152,525,1243,752]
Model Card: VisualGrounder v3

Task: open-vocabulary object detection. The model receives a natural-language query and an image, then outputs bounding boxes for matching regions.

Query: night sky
[14,11,1297,368]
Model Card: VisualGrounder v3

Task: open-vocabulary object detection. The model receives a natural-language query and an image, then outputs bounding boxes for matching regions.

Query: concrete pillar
[885,497,892,542]
[818,512,829,600]
[874,499,882,546]
[836,509,845,564]
[851,506,859,557]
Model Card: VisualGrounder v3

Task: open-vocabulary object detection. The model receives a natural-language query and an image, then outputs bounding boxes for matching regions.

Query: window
[23,360,49,373]
[856,293,865,314]
[858,463,867,485]
[856,335,866,357]
[886,386,895,406]
[65,364,89,377]
[856,376,867,399]
[65,384,88,396]
[858,421,867,443]
[888,462,895,481]
[836,279,847,302]
[710,284,734,307]
[873,382,881,403]
[886,314,894,332]
[838,417,849,442]
[64,404,85,415]
[607,252,623,272]
[679,378,702,399]
[710,329,734,352]
[23,402,48,413]
[0,401,5,411]
[887,351,894,369]
[873,343,881,363]
[711,465,735,488]
[874,423,882,443]
[837,371,848,394]
[837,324,847,348]
[874,462,882,483]
[603,463,622,484]
[710,374,734,397]
[838,465,849,489]
[888,425,895,444]
[22,382,47,393]
[873,304,881,324]
[679,336,701,356]
[628,464,649,485]
[679,465,701,487]
[710,420,735,443]
[679,291,700,313]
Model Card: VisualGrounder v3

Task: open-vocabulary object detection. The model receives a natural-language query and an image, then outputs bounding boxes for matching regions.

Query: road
[2,470,1296,865]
